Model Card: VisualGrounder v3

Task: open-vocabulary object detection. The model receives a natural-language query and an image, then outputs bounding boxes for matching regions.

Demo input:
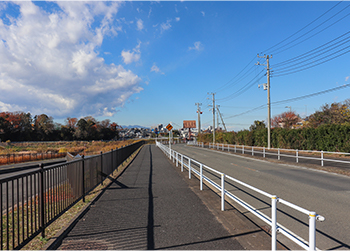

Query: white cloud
[150,63,164,74]
[189,41,204,51]
[175,17,180,22]
[121,50,141,64]
[201,11,205,17]
[160,19,172,33]
[121,41,142,64]
[136,18,144,31]
[0,1,143,118]
[346,76,349,81]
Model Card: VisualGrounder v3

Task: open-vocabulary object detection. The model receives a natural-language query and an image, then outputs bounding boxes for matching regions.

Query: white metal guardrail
[191,142,350,167]
[156,141,325,251]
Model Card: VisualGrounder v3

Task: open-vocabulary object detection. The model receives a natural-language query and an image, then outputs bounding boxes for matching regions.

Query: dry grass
[0,139,142,166]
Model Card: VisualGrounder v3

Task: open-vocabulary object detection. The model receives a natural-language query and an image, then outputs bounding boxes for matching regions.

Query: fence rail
[157,141,325,251]
[0,140,145,250]
[190,142,350,167]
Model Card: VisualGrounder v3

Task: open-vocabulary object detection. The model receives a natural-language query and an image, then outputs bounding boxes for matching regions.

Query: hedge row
[198,124,350,152]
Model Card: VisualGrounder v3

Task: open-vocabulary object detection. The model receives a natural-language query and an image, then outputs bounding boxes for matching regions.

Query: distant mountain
[121,125,149,129]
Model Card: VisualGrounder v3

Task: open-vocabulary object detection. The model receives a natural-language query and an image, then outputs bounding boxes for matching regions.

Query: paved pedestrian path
[53,145,257,250]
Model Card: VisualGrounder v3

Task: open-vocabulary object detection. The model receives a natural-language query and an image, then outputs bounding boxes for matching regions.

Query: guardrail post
[40,163,45,238]
[200,164,203,191]
[222,144,224,151]
[82,155,85,203]
[252,147,254,156]
[309,212,316,251]
[181,155,184,172]
[263,147,265,158]
[173,150,175,163]
[189,159,191,179]
[221,174,225,211]
[296,149,299,163]
[321,151,324,167]
[278,148,280,160]
[234,145,236,153]
[217,143,219,150]
[242,145,244,154]
[176,152,178,167]
[271,195,278,251]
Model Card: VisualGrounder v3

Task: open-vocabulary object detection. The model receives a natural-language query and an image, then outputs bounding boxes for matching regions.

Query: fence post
[176,152,178,167]
[228,145,230,152]
[296,149,299,163]
[40,163,45,238]
[181,155,184,172]
[222,144,224,151]
[278,148,280,160]
[321,151,324,167]
[100,151,103,185]
[200,164,203,191]
[82,155,85,203]
[252,147,254,156]
[271,195,278,251]
[221,174,225,211]
[173,150,175,163]
[235,145,236,153]
[242,145,244,154]
[189,159,191,179]
[309,212,316,251]
[111,149,114,170]
[263,147,265,158]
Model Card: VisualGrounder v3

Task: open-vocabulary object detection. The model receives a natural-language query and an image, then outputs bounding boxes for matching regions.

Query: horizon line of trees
[0,112,120,142]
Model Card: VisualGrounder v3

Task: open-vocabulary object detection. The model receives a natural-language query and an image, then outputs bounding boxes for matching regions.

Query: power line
[223,83,350,119]
[274,30,350,69]
[217,69,265,102]
[262,1,344,54]
[273,45,350,77]
[214,56,257,93]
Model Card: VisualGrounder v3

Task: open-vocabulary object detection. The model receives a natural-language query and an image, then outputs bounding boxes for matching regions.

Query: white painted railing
[156,141,325,251]
[202,143,350,167]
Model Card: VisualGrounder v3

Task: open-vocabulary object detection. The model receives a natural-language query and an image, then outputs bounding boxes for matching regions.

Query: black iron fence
[0,140,145,250]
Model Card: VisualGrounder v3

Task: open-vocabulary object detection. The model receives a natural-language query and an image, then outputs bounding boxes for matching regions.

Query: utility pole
[216,105,220,130]
[195,103,202,135]
[208,92,216,144]
[217,106,227,132]
[257,54,272,149]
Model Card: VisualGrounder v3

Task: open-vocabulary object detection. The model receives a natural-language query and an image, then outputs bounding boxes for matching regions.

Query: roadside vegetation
[199,100,350,153]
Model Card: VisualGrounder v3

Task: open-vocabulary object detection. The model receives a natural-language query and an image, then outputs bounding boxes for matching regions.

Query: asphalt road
[170,144,350,250]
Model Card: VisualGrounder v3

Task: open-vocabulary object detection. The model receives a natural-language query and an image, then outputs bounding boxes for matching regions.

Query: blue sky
[0,1,349,131]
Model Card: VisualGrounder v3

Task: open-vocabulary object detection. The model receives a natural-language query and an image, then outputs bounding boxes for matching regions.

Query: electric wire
[224,83,350,119]
[271,2,350,55]
[262,1,343,54]
[217,69,265,102]
[273,45,350,77]
[214,56,257,93]
[273,35,350,73]
[274,30,350,69]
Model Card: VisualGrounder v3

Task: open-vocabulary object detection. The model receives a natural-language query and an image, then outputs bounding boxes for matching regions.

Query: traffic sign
[166,123,173,131]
